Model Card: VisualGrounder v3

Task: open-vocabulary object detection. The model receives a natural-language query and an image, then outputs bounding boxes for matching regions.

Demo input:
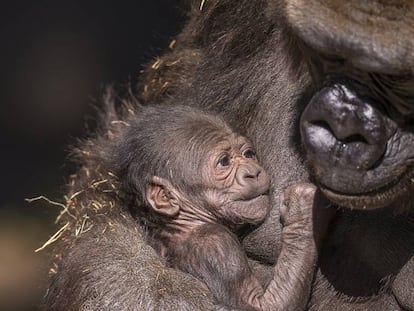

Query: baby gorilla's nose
[238,165,262,184]
[236,162,270,193]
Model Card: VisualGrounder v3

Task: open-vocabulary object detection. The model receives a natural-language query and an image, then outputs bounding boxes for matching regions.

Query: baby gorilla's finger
[280,183,317,227]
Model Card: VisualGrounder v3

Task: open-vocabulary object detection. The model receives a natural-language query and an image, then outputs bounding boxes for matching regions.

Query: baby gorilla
[115,105,327,311]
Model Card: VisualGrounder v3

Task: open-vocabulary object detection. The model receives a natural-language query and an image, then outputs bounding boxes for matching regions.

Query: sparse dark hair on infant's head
[114,104,235,219]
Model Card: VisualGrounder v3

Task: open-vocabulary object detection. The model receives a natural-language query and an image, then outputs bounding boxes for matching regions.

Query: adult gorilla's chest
[311,210,414,310]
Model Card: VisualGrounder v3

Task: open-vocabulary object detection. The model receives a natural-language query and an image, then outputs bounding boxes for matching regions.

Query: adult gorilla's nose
[300,83,388,172]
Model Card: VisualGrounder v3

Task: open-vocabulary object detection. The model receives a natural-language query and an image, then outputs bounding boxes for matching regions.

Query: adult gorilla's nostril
[300,84,388,173]
[310,120,369,145]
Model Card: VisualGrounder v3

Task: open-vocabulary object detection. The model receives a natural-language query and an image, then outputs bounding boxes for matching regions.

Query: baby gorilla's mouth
[238,190,270,203]
[250,193,269,202]
[230,191,271,226]
[319,165,414,210]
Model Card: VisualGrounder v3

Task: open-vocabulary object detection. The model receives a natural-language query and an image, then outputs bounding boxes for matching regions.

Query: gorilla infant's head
[114,105,270,231]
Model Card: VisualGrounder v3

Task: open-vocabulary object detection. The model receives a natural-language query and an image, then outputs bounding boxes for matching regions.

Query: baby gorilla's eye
[243,149,256,159]
[217,155,231,167]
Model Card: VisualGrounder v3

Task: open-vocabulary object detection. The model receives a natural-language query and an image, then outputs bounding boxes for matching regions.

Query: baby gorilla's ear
[145,176,180,217]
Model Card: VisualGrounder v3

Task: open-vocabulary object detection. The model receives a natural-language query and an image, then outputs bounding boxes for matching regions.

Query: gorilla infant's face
[201,134,270,225]
[286,0,414,209]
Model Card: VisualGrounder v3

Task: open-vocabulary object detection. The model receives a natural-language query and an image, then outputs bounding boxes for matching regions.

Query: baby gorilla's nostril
[242,167,262,182]
[236,165,264,190]
[243,168,261,179]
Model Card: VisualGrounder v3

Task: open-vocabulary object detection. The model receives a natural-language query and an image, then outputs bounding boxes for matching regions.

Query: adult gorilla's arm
[45,212,215,310]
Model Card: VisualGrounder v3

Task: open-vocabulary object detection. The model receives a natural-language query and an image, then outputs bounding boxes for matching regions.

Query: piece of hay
[34,222,69,253]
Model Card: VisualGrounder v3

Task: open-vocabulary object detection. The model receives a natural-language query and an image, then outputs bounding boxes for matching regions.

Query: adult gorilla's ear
[145,176,180,217]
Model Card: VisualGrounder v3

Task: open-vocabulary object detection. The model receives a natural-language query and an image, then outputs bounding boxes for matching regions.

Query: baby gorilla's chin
[231,194,270,225]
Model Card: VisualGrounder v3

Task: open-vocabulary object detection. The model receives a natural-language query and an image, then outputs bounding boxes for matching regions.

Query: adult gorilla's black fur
[45,0,414,310]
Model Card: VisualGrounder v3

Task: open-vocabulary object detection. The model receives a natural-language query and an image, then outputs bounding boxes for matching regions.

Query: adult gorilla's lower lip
[319,166,414,210]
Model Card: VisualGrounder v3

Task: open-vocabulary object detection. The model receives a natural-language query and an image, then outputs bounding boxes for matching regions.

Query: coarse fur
[45,0,414,310]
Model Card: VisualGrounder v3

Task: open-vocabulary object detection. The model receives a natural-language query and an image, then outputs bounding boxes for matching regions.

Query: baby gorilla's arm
[171,223,264,309]
[257,183,323,311]
[171,183,327,311]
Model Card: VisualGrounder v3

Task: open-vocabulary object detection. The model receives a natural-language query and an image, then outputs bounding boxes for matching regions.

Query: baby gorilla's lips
[237,190,271,212]
[236,190,270,202]
[250,191,270,202]
[234,180,271,201]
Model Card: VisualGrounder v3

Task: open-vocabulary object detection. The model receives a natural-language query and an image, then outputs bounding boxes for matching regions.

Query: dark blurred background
[0,1,183,309]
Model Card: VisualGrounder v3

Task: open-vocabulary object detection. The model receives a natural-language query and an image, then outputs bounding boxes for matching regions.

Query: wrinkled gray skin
[45,0,414,310]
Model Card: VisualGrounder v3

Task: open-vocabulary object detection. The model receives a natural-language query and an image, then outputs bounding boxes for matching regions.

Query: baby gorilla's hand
[280,183,334,247]
[279,183,316,227]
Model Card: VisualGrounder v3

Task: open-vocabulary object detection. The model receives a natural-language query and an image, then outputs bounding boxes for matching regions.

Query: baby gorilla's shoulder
[187,223,243,257]
[179,224,250,277]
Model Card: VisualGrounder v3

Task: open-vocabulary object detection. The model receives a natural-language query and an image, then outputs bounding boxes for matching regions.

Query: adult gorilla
[45,0,414,310]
